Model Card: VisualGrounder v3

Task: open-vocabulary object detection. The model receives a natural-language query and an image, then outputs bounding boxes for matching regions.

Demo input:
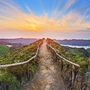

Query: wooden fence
[47,44,80,90]
[0,41,43,81]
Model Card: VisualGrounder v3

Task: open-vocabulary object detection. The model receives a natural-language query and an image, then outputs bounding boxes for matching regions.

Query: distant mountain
[0,41,10,45]
[0,38,37,45]
[55,39,90,46]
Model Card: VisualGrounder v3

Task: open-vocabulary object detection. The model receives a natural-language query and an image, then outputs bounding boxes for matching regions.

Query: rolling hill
[0,39,43,90]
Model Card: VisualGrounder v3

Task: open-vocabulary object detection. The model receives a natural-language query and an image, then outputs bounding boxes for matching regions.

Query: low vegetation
[0,45,10,56]
[63,46,90,57]
[0,39,43,90]
[47,38,90,89]
[47,38,90,73]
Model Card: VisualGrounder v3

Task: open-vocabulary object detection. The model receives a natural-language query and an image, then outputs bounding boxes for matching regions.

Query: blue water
[61,44,90,49]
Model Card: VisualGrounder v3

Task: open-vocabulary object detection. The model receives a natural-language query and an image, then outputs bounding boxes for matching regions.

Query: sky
[0,0,90,39]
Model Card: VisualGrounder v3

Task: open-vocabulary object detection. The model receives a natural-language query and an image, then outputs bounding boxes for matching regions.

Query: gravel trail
[24,40,66,90]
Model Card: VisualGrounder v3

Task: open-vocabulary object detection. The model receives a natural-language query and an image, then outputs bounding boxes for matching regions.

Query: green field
[0,45,10,56]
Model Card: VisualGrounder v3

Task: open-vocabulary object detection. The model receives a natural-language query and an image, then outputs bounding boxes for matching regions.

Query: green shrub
[0,70,21,90]
[0,39,43,89]
[0,45,10,56]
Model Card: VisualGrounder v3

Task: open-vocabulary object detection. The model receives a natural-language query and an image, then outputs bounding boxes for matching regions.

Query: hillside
[0,42,23,56]
[63,46,90,57]
[48,38,90,73]
[0,38,90,90]
[47,38,90,89]
[0,39,43,90]
[0,45,10,56]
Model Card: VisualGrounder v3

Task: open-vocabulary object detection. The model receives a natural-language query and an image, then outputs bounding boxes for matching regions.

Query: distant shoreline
[61,44,90,49]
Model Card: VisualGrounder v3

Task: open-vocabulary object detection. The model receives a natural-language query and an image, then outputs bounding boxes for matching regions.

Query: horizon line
[0,37,90,40]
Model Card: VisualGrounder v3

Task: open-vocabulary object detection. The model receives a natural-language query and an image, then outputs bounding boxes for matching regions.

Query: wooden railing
[47,44,80,90]
[0,41,43,81]
[0,43,42,68]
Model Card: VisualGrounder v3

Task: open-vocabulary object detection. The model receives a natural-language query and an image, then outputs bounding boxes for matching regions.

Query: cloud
[53,0,76,19]
[0,0,90,32]
[64,0,75,11]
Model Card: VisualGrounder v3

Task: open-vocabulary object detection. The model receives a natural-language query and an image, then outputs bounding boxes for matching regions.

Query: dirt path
[24,40,66,90]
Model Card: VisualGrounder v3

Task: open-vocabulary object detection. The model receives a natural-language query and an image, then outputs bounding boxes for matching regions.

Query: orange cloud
[0,0,90,32]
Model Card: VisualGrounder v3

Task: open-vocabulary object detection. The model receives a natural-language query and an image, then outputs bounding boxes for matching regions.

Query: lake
[61,44,90,49]
[6,45,12,47]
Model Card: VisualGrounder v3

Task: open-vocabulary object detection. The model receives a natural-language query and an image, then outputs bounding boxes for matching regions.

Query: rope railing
[0,41,43,89]
[47,44,80,90]
[48,44,80,67]
[0,56,36,69]
[0,42,42,69]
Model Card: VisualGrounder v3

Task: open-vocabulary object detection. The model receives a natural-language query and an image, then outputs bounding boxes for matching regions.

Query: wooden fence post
[26,62,30,81]
[71,65,75,90]
[60,59,63,71]
[54,52,57,62]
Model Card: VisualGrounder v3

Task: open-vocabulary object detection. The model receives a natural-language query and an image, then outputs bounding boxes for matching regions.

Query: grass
[47,38,89,73]
[0,45,10,56]
[47,38,90,89]
[87,48,90,53]
[0,39,43,90]
[0,70,21,90]
[71,48,83,57]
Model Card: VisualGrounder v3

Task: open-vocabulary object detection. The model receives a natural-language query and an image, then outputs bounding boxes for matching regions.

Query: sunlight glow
[0,0,90,32]
[0,0,90,39]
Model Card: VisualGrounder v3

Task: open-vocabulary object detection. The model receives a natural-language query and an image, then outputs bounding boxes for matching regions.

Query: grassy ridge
[0,43,36,64]
[0,39,43,90]
[47,38,90,89]
[47,38,90,74]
